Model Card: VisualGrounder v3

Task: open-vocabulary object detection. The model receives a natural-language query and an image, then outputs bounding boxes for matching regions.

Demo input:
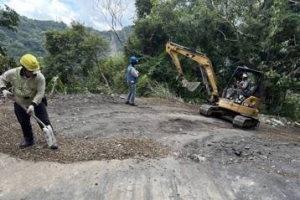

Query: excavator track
[232,115,259,128]
[200,105,259,129]
[199,104,219,116]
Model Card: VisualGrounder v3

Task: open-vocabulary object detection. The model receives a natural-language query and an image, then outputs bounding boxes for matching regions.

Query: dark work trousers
[127,82,136,104]
[14,102,52,143]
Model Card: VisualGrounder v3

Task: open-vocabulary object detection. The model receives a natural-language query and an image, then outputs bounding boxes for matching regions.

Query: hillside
[0,16,66,58]
[0,15,129,58]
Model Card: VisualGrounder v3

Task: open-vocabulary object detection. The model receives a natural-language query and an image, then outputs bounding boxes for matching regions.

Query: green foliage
[65,76,90,94]
[264,70,299,118]
[98,55,127,93]
[45,76,67,94]
[0,55,17,74]
[130,18,168,57]
[130,0,300,120]
[0,5,18,73]
[136,74,150,96]
[135,0,153,18]
[283,93,300,121]
[43,22,110,94]
[147,81,178,100]
[280,92,300,121]
[0,5,19,31]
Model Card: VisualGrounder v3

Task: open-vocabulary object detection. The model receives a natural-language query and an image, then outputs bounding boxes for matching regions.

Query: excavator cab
[200,67,264,128]
[223,67,263,101]
[166,41,264,128]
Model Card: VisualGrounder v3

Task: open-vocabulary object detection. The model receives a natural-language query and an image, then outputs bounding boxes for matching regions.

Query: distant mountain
[0,16,66,58]
[0,15,130,58]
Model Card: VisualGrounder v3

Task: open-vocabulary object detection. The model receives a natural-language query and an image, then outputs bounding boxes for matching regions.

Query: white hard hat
[242,73,247,78]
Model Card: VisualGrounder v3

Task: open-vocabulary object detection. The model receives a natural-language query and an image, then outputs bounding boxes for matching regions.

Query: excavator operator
[237,73,250,96]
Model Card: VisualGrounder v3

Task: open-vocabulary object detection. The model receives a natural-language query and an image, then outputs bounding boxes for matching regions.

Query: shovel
[8,96,58,149]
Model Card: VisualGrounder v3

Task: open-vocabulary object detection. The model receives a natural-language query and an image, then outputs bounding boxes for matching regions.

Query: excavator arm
[166,41,219,102]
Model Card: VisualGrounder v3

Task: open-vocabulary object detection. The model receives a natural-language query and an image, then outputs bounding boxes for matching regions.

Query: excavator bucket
[181,79,201,92]
[186,82,201,92]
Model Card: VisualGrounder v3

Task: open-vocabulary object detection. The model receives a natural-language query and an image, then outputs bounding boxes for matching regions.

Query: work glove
[27,105,35,115]
[2,89,12,98]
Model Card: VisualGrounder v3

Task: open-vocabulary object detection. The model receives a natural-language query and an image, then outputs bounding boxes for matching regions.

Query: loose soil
[0,94,299,199]
[0,95,172,163]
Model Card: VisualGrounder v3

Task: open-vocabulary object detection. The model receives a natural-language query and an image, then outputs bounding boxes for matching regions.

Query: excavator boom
[166,41,219,102]
[166,41,264,129]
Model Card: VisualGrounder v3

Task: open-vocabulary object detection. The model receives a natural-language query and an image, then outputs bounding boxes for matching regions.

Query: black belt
[17,96,30,99]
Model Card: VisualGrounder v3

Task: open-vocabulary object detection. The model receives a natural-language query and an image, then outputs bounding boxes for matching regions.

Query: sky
[1,0,136,31]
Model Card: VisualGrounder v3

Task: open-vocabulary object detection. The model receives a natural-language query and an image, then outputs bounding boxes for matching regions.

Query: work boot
[19,141,34,148]
[125,101,130,105]
[50,144,58,150]
[129,103,138,106]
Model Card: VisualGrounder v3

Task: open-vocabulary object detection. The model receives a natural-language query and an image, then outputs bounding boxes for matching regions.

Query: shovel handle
[7,95,47,128]
[6,95,58,149]
[28,112,47,128]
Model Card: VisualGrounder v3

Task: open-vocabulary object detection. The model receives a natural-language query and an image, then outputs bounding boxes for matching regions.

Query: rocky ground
[0,94,299,200]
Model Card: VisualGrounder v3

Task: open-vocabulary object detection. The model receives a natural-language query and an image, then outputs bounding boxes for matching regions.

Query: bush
[136,74,150,96]
[282,92,300,121]
[147,81,178,100]
[66,77,89,94]
[45,76,67,94]
[0,55,17,74]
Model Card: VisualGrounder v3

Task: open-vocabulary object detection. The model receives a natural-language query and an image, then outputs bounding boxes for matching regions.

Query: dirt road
[0,94,299,199]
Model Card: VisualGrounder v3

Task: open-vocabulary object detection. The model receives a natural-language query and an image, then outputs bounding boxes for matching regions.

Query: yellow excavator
[166,41,264,128]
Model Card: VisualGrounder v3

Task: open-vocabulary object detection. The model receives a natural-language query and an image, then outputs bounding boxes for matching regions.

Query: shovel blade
[43,125,58,149]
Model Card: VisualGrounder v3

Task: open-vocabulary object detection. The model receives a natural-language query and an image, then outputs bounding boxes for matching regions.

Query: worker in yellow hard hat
[0,54,55,148]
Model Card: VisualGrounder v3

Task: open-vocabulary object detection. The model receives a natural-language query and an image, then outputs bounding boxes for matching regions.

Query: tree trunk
[93,53,110,88]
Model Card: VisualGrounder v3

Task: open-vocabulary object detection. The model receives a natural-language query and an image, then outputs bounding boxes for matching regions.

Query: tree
[128,0,300,119]
[0,4,19,73]
[0,5,19,31]
[135,0,153,18]
[94,0,132,53]
[43,22,109,93]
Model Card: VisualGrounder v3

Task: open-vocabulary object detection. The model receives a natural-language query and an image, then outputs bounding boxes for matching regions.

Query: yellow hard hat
[20,54,40,71]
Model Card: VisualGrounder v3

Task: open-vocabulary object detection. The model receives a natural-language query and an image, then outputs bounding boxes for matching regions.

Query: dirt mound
[0,97,170,163]
[0,134,170,163]
[1,94,299,165]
